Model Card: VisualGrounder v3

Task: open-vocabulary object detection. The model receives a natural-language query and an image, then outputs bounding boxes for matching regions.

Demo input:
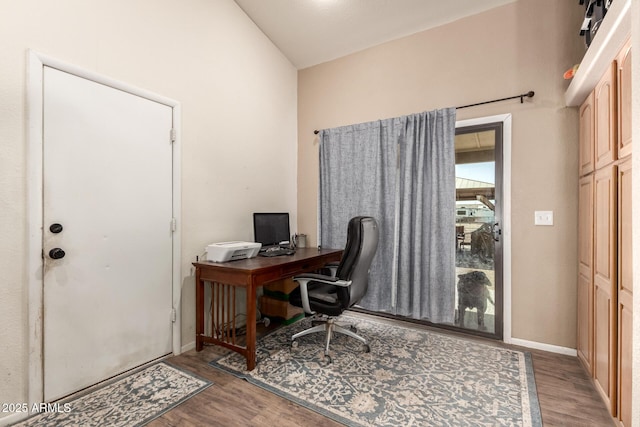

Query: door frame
[26,50,182,404]
[455,114,512,344]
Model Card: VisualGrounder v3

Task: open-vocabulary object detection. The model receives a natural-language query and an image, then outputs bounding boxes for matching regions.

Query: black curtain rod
[313,90,535,134]
[456,90,535,110]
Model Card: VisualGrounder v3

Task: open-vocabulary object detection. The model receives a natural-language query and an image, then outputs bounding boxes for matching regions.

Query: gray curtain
[395,108,456,323]
[319,122,397,312]
[319,108,456,322]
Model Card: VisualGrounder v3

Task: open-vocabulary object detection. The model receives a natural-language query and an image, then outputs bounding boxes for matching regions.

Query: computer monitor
[253,213,290,248]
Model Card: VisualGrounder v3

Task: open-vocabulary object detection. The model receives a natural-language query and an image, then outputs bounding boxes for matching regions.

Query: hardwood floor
[148,343,341,427]
[525,348,614,426]
[150,315,614,427]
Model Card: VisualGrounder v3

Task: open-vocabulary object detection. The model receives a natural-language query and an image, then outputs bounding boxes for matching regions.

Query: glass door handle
[492,222,501,242]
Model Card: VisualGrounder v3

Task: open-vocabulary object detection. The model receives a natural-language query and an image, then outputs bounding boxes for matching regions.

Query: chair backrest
[335,216,379,308]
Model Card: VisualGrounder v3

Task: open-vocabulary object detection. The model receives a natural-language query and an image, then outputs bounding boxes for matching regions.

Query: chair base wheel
[291,340,299,349]
[362,344,370,353]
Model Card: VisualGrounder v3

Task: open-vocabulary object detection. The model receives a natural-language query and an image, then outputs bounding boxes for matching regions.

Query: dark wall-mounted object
[579,0,613,48]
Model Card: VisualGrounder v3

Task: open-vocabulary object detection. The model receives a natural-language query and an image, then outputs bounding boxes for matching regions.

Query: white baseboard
[510,338,577,357]
[181,341,196,353]
[0,411,29,427]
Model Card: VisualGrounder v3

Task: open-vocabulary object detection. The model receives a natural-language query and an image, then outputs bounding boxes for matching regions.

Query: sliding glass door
[452,122,503,339]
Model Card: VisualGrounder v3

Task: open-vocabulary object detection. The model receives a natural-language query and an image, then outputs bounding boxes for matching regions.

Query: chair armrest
[293,274,351,287]
[293,273,338,282]
[292,275,352,314]
[328,280,352,288]
[324,262,339,277]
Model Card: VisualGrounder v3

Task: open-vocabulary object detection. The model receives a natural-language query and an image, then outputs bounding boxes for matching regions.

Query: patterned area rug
[14,362,212,427]
[211,313,541,426]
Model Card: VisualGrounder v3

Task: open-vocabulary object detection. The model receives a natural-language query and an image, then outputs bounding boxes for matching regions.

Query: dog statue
[455,270,494,329]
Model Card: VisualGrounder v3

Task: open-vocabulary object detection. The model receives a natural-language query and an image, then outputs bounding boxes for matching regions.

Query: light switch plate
[534,211,553,226]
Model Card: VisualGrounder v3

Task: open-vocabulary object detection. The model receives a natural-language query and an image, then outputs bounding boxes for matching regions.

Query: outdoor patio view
[453,129,497,335]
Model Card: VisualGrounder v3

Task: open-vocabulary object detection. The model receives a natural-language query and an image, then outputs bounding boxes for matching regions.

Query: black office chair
[289,216,379,362]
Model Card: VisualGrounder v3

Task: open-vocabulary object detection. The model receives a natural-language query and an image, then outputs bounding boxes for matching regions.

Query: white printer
[205,241,261,262]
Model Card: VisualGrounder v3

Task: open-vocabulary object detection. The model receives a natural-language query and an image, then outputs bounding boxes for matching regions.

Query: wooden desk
[194,247,342,370]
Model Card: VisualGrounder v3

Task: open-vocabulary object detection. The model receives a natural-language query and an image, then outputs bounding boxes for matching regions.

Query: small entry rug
[211,314,542,426]
[14,362,212,427]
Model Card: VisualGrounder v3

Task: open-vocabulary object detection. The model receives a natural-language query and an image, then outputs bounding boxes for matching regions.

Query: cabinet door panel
[577,175,594,372]
[594,167,616,283]
[595,63,617,169]
[617,296,633,426]
[577,272,593,371]
[593,284,615,413]
[617,158,632,426]
[616,40,632,159]
[578,176,594,272]
[618,160,632,295]
[579,93,595,176]
[593,166,617,415]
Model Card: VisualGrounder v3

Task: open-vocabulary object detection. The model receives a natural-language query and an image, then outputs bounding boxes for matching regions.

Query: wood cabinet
[616,159,632,427]
[616,40,632,159]
[579,93,595,176]
[576,40,632,424]
[592,166,617,412]
[577,175,593,371]
[594,62,617,169]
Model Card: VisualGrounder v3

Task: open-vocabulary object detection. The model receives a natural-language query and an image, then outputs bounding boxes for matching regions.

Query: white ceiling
[233,0,518,69]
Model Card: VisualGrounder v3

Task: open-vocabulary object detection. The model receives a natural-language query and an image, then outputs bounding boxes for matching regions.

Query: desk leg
[245,282,257,370]
[195,268,204,352]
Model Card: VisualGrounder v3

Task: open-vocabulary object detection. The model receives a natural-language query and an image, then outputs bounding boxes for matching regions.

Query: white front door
[43,67,174,401]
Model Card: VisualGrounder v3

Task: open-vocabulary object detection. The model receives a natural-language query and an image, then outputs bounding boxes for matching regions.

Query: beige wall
[0,0,297,415]
[298,0,585,348]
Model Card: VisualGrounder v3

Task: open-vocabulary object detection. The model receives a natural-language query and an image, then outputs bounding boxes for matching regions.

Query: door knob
[49,223,63,233]
[49,248,66,260]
